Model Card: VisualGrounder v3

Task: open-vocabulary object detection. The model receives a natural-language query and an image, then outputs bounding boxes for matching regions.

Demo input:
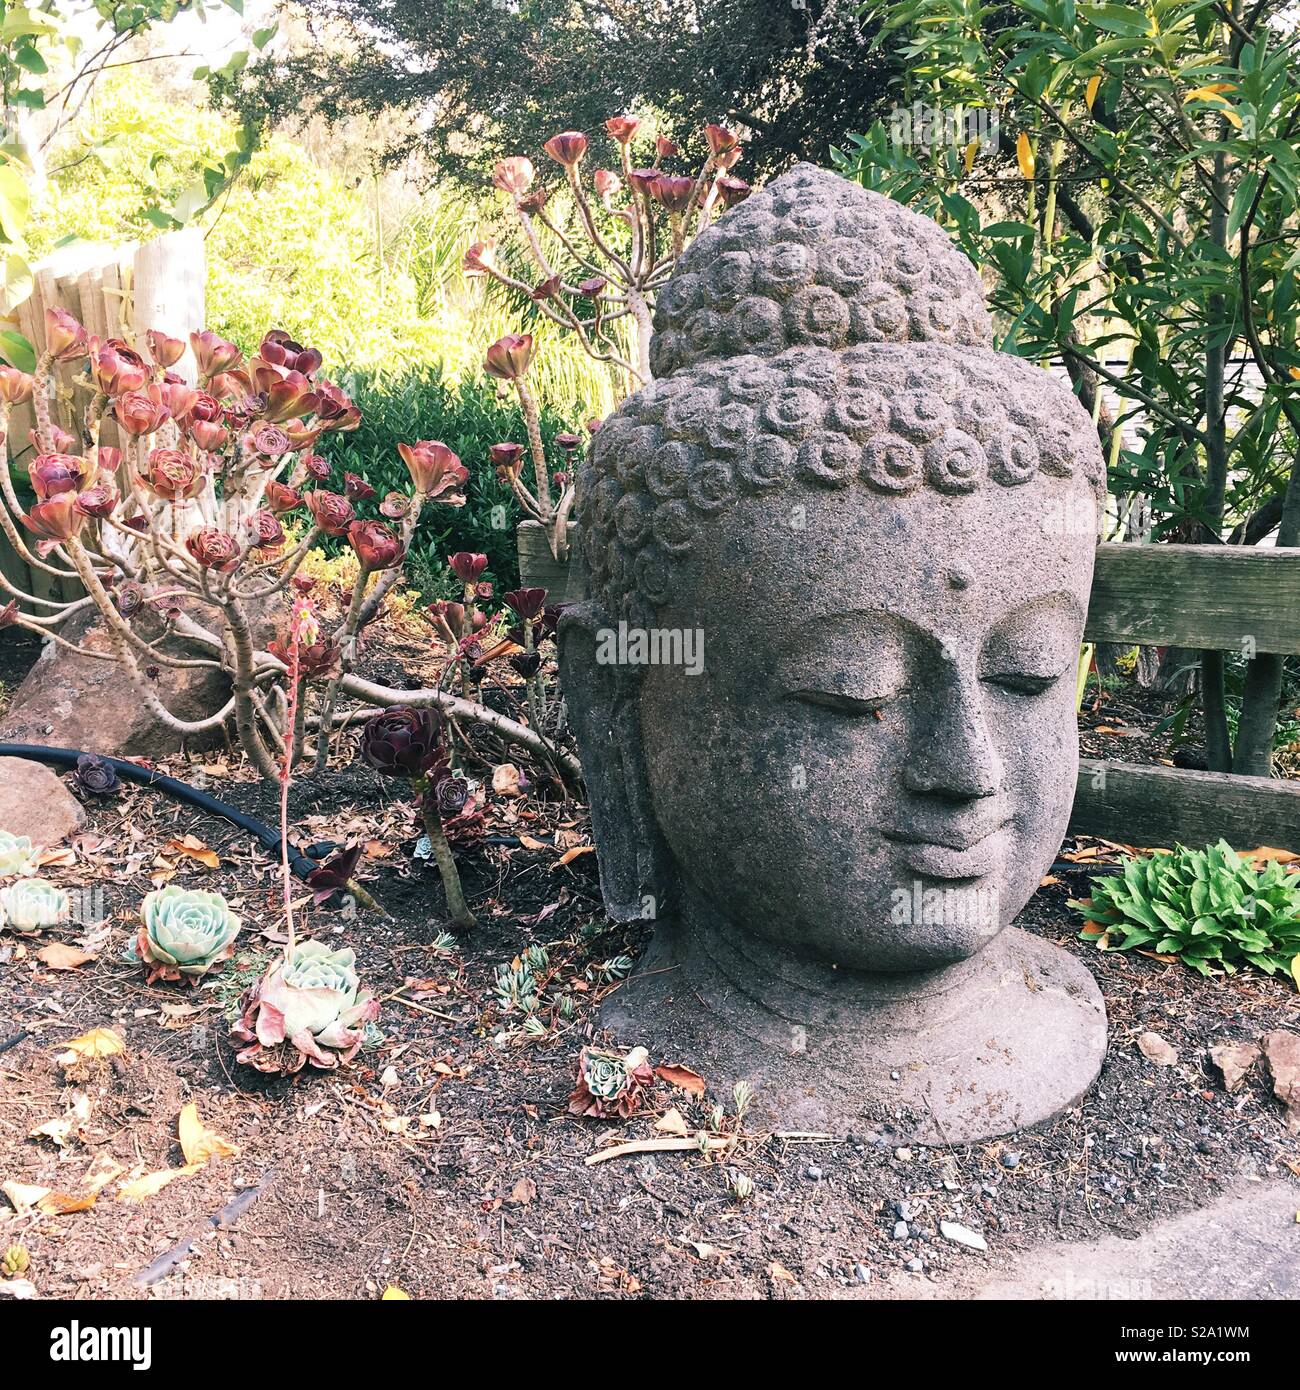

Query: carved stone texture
[561,164,1108,1143]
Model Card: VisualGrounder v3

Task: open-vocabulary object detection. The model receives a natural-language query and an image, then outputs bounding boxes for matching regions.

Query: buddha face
[633,473,1096,972]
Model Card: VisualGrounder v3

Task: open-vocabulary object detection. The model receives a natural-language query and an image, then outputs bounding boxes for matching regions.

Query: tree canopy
[214,0,899,189]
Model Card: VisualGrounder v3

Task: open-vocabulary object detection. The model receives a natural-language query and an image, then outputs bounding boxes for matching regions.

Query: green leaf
[0,165,30,244]
[13,43,47,75]
[0,329,35,373]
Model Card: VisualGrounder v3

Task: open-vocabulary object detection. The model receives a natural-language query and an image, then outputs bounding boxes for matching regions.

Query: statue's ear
[558,603,674,923]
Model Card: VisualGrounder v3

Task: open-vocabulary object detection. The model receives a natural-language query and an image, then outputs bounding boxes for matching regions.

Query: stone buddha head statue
[561,164,1108,1143]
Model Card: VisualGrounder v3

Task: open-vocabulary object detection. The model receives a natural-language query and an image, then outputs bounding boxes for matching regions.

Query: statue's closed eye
[979,594,1080,696]
[980,669,1061,697]
[783,649,911,715]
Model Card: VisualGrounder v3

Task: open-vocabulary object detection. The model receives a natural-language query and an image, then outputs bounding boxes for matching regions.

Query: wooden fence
[1070,542,1300,853]
[0,232,205,604]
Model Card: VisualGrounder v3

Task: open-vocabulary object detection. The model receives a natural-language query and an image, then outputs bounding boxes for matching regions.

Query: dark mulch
[0,627,1296,1299]
[0,752,1296,1302]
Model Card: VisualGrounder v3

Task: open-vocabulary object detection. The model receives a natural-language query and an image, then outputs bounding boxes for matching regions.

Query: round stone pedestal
[601,924,1107,1144]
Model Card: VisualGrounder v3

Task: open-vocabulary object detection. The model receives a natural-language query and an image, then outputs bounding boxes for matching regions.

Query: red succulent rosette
[347,518,404,571]
[185,527,241,572]
[141,448,206,501]
[306,489,355,537]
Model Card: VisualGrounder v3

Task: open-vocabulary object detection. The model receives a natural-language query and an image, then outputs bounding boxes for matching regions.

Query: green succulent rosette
[231,940,379,1074]
[0,877,69,933]
[132,885,240,984]
[0,831,38,878]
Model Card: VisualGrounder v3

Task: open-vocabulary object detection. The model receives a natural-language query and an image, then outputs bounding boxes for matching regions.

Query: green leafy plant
[315,365,579,592]
[838,0,1300,775]
[1071,841,1300,978]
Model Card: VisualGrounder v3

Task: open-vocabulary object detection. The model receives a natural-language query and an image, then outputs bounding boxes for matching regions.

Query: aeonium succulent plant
[128,885,241,985]
[0,878,70,933]
[361,706,475,930]
[74,753,119,797]
[231,939,379,1074]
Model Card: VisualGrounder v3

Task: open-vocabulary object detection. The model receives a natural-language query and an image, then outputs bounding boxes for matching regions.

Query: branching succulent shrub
[469,117,752,391]
[0,308,582,788]
[1072,841,1300,978]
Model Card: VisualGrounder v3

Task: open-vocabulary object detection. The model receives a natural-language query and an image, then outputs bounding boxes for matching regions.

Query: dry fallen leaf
[518,834,549,851]
[769,1260,797,1285]
[166,834,220,869]
[654,1106,689,1137]
[33,846,76,869]
[554,845,595,868]
[508,1176,537,1206]
[178,1102,238,1167]
[654,1063,707,1096]
[29,1093,92,1148]
[37,943,96,971]
[57,1027,125,1066]
[117,1165,201,1205]
[3,1155,120,1216]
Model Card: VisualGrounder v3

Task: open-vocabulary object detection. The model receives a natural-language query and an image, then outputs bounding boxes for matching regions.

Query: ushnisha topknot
[574,165,1105,629]
[648,161,994,376]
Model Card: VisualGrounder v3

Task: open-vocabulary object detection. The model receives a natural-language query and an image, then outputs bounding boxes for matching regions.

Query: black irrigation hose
[0,742,318,881]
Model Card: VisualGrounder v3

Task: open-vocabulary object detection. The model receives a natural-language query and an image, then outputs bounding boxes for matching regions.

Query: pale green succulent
[0,831,37,878]
[133,886,240,984]
[0,878,69,932]
[232,940,378,1073]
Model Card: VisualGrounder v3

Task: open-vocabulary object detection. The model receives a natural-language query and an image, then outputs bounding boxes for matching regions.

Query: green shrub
[1071,841,1300,979]
[36,72,617,418]
[317,366,583,596]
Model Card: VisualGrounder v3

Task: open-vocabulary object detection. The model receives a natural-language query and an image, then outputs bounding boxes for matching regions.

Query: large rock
[0,755,84,846]
[0,599,275,758]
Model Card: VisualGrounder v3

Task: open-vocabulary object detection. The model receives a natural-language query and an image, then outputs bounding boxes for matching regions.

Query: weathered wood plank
[1070,757,1300,853]
[516,520,581,604]
[1086,542,1300,654]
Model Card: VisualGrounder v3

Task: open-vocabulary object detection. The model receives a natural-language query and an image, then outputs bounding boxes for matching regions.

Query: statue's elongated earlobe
[558,603,674,922]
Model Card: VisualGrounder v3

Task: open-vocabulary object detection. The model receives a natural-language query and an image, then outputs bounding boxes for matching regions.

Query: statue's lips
[882,822,1011,881]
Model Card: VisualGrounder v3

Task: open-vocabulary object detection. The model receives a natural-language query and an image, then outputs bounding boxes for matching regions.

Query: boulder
[0,598,276,759]
[0,755,84,847]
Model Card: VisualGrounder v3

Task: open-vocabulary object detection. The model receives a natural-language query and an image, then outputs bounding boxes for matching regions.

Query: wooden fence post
[0,233,207,602]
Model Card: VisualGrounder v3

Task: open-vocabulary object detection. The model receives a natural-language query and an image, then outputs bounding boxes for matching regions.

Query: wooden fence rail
[1071,541,1300,854]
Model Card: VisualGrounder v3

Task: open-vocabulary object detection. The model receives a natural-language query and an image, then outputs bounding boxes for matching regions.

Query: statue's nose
[902,677,1003,801]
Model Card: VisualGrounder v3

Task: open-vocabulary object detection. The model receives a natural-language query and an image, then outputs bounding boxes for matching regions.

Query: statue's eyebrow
[771,608,929,663]
[984,591,1086,635]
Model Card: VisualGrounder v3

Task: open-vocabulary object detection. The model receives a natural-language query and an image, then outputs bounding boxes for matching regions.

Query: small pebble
[906,1258,924,1273]
[894,1199,915,1220]
[892,1221,909,1240]
[853,1264,872,1284]
[999,1151,1021,1170]
[805,1165,823,1181]
[981,1183,998,1198]
[894,1147,913,1161]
